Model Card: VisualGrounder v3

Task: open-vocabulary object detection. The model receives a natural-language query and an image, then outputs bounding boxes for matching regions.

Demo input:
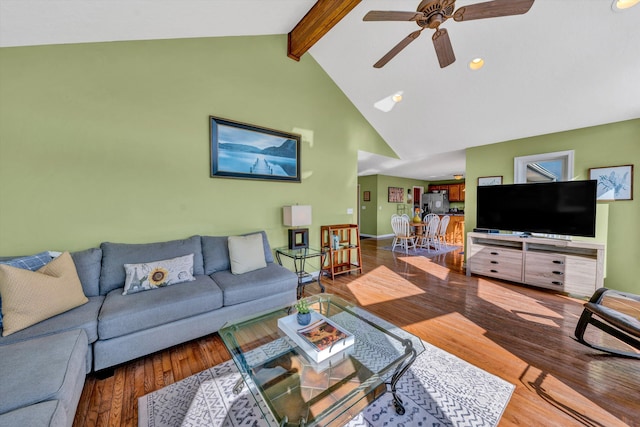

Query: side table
[275,247,326,299]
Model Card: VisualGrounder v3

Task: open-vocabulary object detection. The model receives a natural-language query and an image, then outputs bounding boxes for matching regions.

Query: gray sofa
[0,231,297,426]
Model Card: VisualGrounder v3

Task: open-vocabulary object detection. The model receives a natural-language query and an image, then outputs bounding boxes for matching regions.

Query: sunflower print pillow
[122,253,195,295]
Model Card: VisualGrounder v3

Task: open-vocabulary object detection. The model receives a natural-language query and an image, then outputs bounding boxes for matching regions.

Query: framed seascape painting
[210,116,301,182]
[589,164,633,201]
[477,176,503,186]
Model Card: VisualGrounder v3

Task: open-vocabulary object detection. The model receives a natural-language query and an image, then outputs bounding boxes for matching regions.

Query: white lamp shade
[283,205,312,227]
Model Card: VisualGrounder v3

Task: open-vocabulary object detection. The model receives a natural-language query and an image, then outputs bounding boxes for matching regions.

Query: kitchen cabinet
[449,185,460,201]
[428,183,465,202]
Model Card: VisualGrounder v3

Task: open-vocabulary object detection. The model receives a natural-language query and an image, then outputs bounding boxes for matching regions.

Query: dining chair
[419,214,437,248]
[423,215,441,252]
[391,216,416,254]
[437,215,451,248]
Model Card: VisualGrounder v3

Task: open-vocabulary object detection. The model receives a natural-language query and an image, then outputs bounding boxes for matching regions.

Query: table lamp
[283,205,312,249]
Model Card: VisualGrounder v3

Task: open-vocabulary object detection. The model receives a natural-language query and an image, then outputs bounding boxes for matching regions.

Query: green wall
[358,175,378,236]
[0,35,394,254]
[466,119,640,293]
[358,174,430,236]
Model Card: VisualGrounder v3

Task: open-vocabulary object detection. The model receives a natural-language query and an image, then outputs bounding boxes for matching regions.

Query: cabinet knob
[490,269,498,273]
[490,260,498,264]
[552,281,563,286]
[552,260,564,265]
[552,271,564,275]
[490,252,499,255]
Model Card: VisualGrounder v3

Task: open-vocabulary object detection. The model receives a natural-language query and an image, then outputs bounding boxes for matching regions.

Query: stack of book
[277,311,354,365]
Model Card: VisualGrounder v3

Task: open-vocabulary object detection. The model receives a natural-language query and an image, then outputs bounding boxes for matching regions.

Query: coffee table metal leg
[233,378,244,395]
[388,340,418,415]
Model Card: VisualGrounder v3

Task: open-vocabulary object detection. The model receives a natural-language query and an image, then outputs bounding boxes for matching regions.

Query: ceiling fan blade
[374,30,422,68]
[363,11,423,21]
[453,0,535,22]
[432,28,456,68]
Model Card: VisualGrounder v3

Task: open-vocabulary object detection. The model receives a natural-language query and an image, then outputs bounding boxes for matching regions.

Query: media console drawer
[524,252,568,289]
[468,246,523,283]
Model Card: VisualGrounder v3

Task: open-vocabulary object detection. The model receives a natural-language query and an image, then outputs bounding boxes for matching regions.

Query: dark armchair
[574,287,640,359]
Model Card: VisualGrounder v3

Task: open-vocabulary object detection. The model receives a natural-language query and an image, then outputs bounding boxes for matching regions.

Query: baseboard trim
[360,233,394,240]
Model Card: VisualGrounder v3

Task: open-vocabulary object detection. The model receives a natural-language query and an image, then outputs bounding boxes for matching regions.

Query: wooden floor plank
[74,239,640,427]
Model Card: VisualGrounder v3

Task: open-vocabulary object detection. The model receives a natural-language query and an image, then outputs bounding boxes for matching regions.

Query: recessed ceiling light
[612,0,639,10]
[469,57,484,71]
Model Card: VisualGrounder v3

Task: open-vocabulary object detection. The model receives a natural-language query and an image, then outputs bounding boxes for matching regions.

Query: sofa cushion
[202,231,274,275]
[211,263,297,306]
[228,234,267,275]
[0,251,53,270]
[99,235,204,295]
[70,247,102,297]
[122,253,195,295]
[0,296,103,346]
[0,251,54,330]
[0,329,87,416]
[0,252,88,336]
[0,400,67,427]
[98,275,223,340]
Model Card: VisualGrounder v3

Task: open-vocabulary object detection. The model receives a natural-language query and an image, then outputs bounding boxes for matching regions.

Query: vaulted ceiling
[2,0,639,180]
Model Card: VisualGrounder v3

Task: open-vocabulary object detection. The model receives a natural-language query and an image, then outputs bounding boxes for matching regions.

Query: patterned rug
[380,244,462,257]
[139,339,513,427]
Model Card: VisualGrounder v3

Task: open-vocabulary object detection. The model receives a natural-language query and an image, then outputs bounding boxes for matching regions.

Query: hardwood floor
[74,238,640,427]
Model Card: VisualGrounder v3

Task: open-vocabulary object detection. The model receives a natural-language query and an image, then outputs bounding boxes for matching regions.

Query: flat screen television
[476,180,597,237]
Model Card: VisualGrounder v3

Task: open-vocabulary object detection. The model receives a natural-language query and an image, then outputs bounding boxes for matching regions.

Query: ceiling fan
[363,0,535,69]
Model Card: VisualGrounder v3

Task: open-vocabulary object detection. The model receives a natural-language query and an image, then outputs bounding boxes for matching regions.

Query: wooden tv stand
[466,232,605,297]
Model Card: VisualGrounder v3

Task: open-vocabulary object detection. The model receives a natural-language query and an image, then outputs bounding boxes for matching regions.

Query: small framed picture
[478,176,503,186]
[388,187,404,203]
[589,165,633,201]
[363,191,371,202]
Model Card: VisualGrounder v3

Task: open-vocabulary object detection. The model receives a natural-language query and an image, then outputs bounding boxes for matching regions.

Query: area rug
[380,244,461,257]
[139,339,514,427]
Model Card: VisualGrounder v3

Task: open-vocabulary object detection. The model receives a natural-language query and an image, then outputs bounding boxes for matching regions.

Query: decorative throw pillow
[0,251,54,329]
[228,233,267,275]
[122,253,195,295]
[0,252,88,336]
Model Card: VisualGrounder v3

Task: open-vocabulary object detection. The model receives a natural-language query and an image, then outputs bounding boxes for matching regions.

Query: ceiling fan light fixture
[453,174,464,180]
[392,92,403,103]
[612,0,640,11]
[469,57,484,70]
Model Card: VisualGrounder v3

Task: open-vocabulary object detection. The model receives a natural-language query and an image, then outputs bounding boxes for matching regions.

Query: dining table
[409,221,428,248]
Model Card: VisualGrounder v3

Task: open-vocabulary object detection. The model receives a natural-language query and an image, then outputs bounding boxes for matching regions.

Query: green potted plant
[295,299,311,326]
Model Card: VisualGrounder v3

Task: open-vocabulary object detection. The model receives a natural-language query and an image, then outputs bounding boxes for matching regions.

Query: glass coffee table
[220,294,425,427]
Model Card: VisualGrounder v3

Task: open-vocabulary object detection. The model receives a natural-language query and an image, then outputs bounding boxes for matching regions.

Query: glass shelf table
[275,247,326,299]
[220,294,425,427]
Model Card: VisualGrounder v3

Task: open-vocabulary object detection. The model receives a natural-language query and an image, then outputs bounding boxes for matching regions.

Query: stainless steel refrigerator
[422,192,450,214]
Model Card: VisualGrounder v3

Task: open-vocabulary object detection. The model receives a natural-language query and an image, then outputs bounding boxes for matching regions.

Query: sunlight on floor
[416,311,628,427]
[399,256,452,280]
[519,364,628,427]
[345,265,425,304]
[476,278,563,327]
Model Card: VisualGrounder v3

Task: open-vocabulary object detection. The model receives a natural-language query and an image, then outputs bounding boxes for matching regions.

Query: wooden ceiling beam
[288,0,361,61]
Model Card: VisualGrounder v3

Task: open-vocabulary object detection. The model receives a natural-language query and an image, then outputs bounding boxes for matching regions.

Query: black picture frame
[210,116,301,182]
[288,228,309,250]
